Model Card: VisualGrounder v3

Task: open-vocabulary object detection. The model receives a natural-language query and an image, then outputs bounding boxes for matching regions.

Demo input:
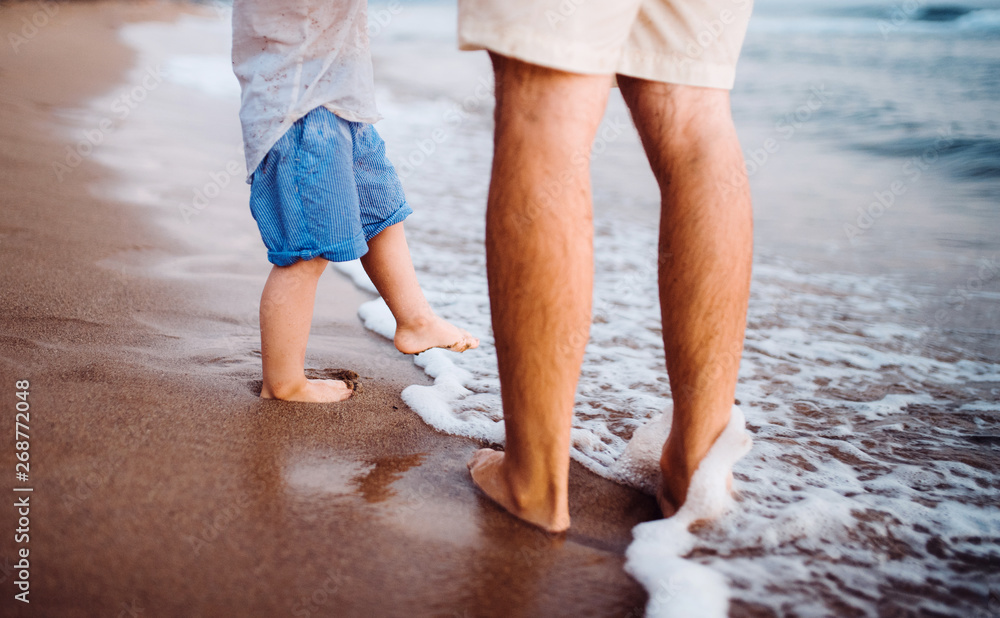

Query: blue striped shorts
[249,107,412,266]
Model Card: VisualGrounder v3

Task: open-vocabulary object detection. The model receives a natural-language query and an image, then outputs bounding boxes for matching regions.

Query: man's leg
[618,77,753,515]
[259,258,355,402]
[467,54,611,533]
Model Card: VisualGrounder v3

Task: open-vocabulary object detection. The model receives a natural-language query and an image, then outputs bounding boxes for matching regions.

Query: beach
[0,2,656,616]
[1,0,999,616]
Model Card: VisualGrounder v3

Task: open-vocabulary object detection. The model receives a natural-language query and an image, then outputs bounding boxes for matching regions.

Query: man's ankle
[506,467,567,515]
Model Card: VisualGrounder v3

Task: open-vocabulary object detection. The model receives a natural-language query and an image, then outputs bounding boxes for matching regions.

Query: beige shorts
[458,0,753,90]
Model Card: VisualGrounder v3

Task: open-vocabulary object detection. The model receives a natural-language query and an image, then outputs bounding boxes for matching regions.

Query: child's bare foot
[394,314,479,355]
[467,448,570,533]
[260,378,354,403]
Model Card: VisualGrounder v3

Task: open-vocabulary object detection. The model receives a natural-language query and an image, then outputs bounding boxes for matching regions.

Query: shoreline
[0,2,656,615]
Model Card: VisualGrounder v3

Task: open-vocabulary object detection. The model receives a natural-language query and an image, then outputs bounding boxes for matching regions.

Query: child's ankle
[260,377,304,400]
[395,311,435,332]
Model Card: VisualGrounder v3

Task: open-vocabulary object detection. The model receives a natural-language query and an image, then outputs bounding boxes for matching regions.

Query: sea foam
[620,406,753,618]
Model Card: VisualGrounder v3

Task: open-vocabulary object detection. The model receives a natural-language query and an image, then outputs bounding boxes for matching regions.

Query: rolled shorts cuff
[267,235,368,266]
[363,202,413,243]
[266,200,412,266]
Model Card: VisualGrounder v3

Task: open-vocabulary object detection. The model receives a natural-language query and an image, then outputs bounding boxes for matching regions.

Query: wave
[914,5,978,22]
[749,7,1000,36]
[853,135,1000,181]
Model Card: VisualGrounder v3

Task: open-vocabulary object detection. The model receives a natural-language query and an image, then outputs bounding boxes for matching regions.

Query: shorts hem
[363,202,412,242]
[267,235,369,266]
[460,29,738,89]
[616,53,737,90]
[459,27,621,76]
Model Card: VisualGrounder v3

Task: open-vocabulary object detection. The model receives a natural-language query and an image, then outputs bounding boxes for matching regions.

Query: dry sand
[0,2,657,615]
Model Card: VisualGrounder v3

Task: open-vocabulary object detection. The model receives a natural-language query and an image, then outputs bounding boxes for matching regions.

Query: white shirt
[232,0,380,180]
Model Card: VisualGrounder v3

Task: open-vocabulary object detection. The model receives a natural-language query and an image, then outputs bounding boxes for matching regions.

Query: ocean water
[106,1,1000,616]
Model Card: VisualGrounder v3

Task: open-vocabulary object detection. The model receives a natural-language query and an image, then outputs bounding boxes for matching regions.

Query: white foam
[163,54,242,99]
[333,260,379,295]
[355,296,504,442]
[357,297,395,340]
[627,558,729,618]
[622,406,752,617]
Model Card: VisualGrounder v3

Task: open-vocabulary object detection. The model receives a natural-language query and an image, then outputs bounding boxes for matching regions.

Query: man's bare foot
[657,472,734,518]
[656,404,751,520]
[467,448,570,533]
[394,314,479,355]
[658,453,734,519]
[260,378,354,403]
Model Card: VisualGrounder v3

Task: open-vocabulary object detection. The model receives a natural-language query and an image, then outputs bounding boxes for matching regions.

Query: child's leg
[259,257,353,402]
[360,222,479,355]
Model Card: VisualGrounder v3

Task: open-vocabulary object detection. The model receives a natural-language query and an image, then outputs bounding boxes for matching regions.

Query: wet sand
[0,2,657,615]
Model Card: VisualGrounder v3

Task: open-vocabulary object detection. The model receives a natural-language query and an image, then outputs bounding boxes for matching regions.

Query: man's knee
[669,87,734,146]
[634,79,729,116]
[627,80,735,148]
